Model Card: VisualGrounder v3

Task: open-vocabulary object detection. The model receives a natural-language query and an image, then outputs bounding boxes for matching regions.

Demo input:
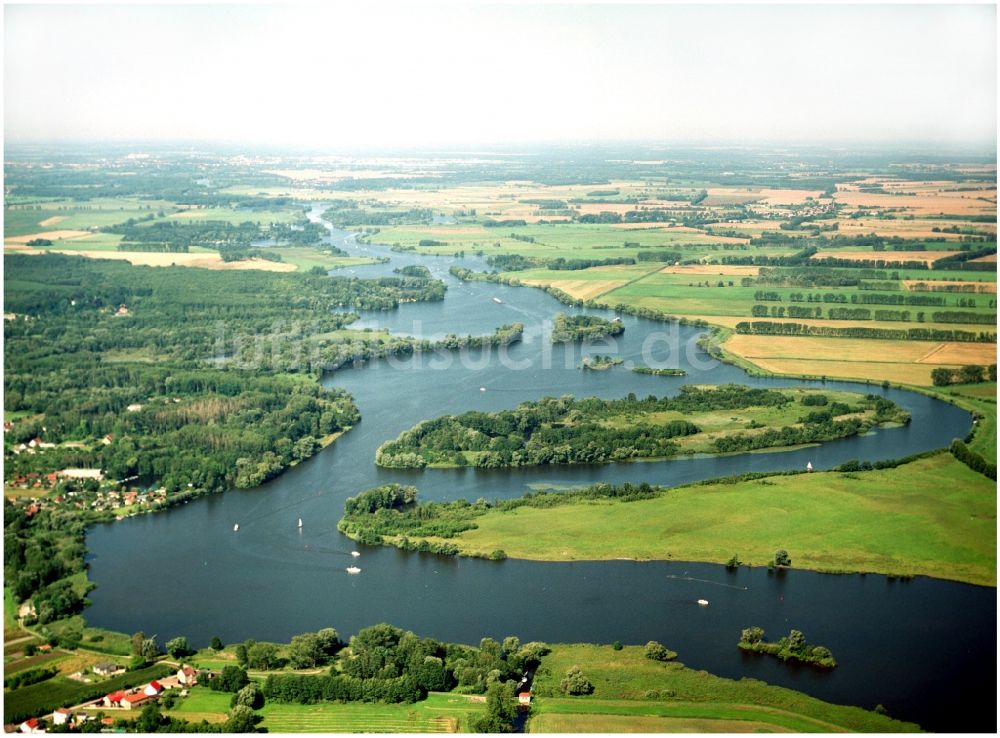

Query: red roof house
[120,692,152,709]
[102,691,126,708]
[18,718,42,733]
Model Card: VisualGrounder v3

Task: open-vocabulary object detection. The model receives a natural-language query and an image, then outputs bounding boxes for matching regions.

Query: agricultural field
[528,644,916,733]
[166,688,477,732]
[722,334,996,386]
[435,453,996,586]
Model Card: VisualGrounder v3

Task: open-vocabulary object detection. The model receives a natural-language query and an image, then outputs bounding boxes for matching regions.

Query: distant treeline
[734,321,996,343]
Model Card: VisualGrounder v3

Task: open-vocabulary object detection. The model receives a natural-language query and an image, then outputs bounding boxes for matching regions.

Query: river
[84,207,995,732]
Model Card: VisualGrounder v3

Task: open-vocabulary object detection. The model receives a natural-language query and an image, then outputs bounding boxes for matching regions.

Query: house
[120,692,153,710]
[18,718,43,733]
[518,692,532,706]
[115,304,129,317]
[51,710,71,726]
[28,437,43,448]
[93,662,124,677]
[4,421,12,433]
[102,691,126,708]
[102,434,114,445]
[126,404,143,413]
[177,665,198,686]
[143,681,163,697]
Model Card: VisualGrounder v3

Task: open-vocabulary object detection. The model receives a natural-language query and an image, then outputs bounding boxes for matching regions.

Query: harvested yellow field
[758,188,825,205]
[813,250,959,266]
[521,278,626,301]
[575,202,643,217]
[836,218,995,241]
[17,248,297,272]
[834,189,995,217]
[38,215,67,227]
[971,253,998,263]
[728,334,933,363]
[658,264,759,276]
[902,279,997,293]
[724,333,997,386]
[5,229,91,244]
[737,357,941,386]
[916,343,998,365]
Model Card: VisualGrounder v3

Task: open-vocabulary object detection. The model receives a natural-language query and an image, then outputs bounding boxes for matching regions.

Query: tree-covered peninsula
[374,385,909,469]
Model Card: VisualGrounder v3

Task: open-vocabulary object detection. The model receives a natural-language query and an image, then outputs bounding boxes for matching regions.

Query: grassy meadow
[438,453,996,586]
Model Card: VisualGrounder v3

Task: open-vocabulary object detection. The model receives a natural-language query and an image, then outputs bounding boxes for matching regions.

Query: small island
[551,313,624,343]
[581,354,623,370]
[633,366,687,377]
[738,626,837,669]
[375,385,910,469]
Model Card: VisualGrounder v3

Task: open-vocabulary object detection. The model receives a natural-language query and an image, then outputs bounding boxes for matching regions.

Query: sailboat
[297,518,303,529]
[233,523,239,532]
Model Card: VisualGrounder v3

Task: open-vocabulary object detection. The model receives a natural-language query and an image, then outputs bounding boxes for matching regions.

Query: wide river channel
[86,208,996,732]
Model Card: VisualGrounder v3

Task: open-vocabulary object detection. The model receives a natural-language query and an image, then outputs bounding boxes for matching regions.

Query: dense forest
[2,254,455,493]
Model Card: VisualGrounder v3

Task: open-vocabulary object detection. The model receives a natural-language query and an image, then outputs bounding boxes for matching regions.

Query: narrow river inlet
[85,208,996,732]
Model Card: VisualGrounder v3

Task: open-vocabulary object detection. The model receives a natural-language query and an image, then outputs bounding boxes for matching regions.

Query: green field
[528,644,917,733]
[369,223,757,260]
[446,452,996,585]
[168,688,477,732]
[266,246,381,272]
[165,206,305,225]
[259,694,473,733]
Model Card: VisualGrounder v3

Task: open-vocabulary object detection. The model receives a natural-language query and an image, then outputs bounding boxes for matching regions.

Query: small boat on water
[233,523,239,532]
[297,518,303,529]
[480,387,486,392]
[697,599,709,606]
[346,566,361,574]
[351,551,361,557]
[492,297,503,304]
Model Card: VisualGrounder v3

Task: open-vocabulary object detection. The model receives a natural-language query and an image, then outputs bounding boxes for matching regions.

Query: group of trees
[375,393,702,469]
[4,500,88,624]
[256,622,544,731]
[735,321,996,343]
[738,627,837,669]
[551,313,624,343]
[931,364,997,387]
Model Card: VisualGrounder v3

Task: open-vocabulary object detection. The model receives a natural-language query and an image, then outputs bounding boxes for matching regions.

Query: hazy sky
[4,3,997,147]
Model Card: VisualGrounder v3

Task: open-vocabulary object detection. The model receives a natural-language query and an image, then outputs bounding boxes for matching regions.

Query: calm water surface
[85,210,995,732]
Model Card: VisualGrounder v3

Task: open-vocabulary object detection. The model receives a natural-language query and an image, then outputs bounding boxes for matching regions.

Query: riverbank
[359,452,995,587]
[528,644,917,733]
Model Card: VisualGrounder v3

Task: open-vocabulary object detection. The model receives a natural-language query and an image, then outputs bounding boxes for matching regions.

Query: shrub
[644,641,677,662]
[560,665,594,695]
